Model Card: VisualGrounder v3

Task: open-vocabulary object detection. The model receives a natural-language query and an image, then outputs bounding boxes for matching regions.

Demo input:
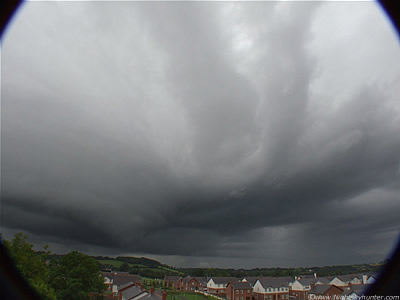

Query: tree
[119,262,130,272]
[4,232,57,300]
[49,251,105,300]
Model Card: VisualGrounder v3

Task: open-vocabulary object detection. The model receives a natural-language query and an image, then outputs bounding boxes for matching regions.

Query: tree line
[3,233,105,300]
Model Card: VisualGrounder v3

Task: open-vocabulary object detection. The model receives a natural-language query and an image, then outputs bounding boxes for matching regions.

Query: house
[164,276,181,290]
[240,277,260,287]
[253,277,293,300]
[327,277,347,287]
[119,285,145,300]
[103,272,142,298]
[193,277,209,291]
[181,276,203,292]
[341,284,368,300]
[294,274,316,280]
[139,290,167,300]
[306,285,343,300]
[120,287,167,300]
[207,277,239,298]
[364,273,377,284]
[226,281,253,300]
[336,274,363,286]
[289,277,317,300]
[313,277,330,285]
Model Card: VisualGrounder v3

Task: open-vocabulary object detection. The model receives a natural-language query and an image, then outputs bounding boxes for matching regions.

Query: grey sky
[1,1,400,268]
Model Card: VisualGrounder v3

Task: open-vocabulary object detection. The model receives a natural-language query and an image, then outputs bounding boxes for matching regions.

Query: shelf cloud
[2,1,400,268]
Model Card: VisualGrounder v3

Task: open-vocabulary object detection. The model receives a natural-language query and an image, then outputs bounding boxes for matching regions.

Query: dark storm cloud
[1,1,400,267]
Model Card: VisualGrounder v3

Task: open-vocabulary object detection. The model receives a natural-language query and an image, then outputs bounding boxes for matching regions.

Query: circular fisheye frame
[0,1,399,299]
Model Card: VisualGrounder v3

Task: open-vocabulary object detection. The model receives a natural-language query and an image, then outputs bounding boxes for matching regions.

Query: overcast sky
[1,1,400,269]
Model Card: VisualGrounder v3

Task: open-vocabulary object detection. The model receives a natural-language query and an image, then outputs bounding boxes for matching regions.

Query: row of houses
[103,271,168,300]
[164,276,208,292]
[164,273,378,300]
[101,271,377,300]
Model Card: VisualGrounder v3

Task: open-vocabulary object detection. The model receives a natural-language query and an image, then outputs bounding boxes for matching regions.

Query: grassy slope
[97,255,383,278]
[97,256,184,277]
[167,292,210,300]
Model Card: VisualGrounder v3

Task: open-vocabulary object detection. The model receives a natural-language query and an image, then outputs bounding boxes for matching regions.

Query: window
[241,290,244,294]
[236,290,239,294]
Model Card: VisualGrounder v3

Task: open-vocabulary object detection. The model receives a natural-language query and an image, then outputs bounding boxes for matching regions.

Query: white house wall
[367,277,376,284]
[253,281,265,293]
[207,279,216,289]
[330,278,346,287]
[290,281,304,291]
[350,278,362,285]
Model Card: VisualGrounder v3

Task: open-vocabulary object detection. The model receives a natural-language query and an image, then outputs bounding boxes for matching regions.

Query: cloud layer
[2,1,400,268]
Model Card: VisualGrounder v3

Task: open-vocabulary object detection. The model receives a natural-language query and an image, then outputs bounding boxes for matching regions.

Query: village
[102,271,378,300]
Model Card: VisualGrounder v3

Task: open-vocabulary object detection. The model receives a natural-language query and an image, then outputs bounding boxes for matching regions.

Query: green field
[99,259,125,268]
[167,292,209,300]
[158,266,184,275]
[98,259,151,269]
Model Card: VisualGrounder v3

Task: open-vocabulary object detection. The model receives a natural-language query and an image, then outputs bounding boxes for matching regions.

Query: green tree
[49,251,105,300]
[119,262,130,272]
[4,232,57,300]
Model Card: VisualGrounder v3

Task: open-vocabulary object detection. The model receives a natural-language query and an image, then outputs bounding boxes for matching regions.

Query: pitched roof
[257,277,293,288]
[297,274,315,279]
[342,285,368,296]
[165,276,181,282]
[230,282,252,289]
[183,276,206,284]
[314,277,330,284]
[121,286,145,300]
[193,277,208,284]
[241,277,259,286]
[337,274,362,282]
[210,277,239,285]
[297,278,317,286]
[183,276,196,283]
[119,282,135,290]
[103,272,114,278]
[105,273,142,287]
[366,273,379,279]
[309,285,343,295]
[140,292,163,300]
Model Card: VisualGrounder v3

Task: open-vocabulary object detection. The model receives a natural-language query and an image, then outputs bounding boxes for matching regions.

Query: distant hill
[94,254,384,279]
[178,263,383,278]
[95,256,184,278]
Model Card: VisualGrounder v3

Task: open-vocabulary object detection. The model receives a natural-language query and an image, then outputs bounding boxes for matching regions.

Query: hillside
[95,255,383,279]
[96,256,184,278]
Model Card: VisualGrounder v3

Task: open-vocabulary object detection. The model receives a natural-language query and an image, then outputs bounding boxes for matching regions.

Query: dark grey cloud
[1,1,400,268]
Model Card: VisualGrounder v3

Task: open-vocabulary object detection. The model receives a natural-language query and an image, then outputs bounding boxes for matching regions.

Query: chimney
[162,290,167,300]
[151,286,155,295]
[362,275,368,285]
[314,273,317,279]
